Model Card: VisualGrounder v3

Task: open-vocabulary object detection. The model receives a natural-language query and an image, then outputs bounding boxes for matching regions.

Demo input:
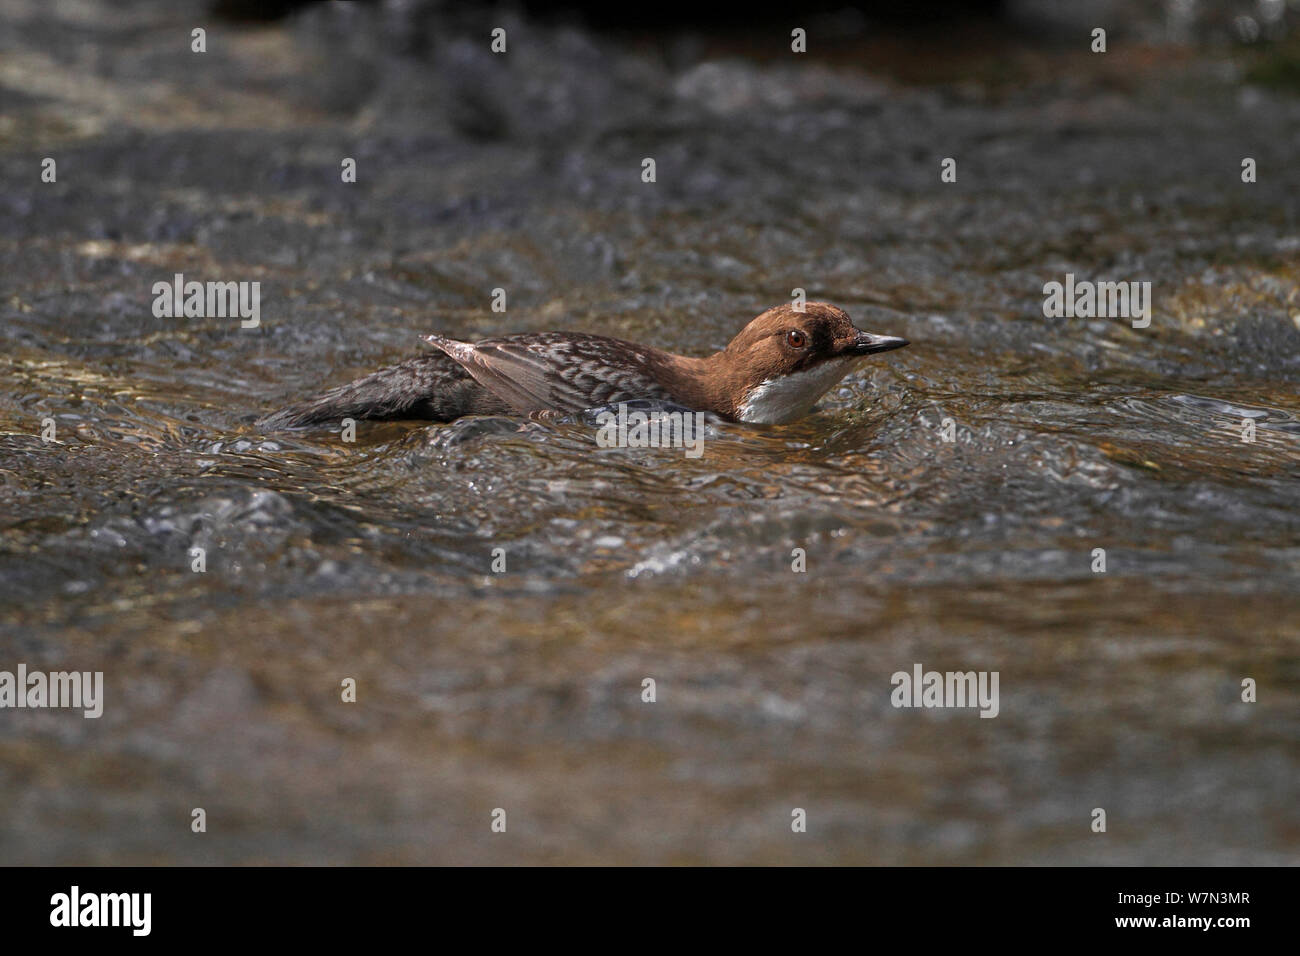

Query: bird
[260,302,908,429]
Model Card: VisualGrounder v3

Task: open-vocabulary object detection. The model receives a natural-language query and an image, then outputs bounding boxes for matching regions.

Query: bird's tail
[259,353,468,429]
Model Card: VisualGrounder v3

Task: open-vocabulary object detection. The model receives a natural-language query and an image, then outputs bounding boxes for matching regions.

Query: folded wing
[423,332,673,415]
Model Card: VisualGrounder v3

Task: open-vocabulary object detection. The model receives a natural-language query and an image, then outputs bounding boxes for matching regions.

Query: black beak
[849,330,910,355]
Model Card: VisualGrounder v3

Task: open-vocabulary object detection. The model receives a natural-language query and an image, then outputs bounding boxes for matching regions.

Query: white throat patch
[735,357,864,424]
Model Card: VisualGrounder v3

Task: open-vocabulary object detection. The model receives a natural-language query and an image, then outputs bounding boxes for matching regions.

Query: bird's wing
[422,334,595,415]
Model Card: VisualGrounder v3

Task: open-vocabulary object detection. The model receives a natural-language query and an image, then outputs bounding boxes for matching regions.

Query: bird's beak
[848,330,910,355]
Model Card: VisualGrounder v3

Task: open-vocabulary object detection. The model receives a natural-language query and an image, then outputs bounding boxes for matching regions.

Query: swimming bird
[261,302,908,429]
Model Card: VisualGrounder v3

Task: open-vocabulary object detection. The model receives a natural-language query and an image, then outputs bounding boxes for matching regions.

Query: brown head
[702,303,908,423]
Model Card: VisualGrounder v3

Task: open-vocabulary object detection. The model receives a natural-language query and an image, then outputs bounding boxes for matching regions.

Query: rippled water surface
[1,1,1298,863]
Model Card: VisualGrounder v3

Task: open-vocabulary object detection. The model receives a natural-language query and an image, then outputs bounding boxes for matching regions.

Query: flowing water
[1,1,1298,863]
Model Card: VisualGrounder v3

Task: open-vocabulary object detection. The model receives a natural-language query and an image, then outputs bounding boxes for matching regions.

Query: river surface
[1,0,1298,863]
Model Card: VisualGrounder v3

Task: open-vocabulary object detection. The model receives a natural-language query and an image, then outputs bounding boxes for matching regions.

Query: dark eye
[786,329,807,349]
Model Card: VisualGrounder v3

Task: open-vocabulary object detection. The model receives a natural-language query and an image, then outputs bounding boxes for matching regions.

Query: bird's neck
[656,349,745,420]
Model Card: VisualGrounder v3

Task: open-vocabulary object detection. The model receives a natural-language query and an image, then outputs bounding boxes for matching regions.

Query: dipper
[261,302,908,428]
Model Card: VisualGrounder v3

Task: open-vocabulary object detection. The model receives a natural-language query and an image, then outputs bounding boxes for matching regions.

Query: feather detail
[422,332,676,415]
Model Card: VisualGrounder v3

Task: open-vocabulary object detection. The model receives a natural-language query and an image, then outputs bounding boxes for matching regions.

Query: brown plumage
[260,302,908,429]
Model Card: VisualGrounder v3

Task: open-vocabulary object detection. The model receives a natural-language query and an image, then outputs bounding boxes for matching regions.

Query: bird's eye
[786,329,807,349]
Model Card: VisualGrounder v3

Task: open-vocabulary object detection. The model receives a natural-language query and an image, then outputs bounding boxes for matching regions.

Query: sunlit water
[1,1,1297,863]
